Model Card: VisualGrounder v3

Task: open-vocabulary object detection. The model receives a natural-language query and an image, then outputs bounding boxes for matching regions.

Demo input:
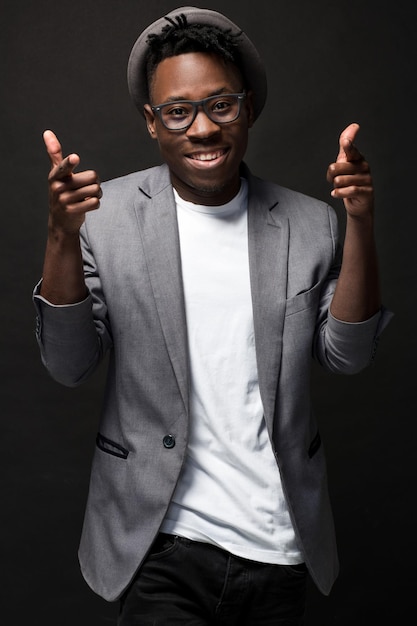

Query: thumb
[336,122,361,162]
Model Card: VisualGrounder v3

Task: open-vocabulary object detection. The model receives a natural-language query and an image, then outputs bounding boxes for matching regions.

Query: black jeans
[118,534,307,625]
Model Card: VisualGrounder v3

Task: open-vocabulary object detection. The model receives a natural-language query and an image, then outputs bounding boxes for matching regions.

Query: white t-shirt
[160,180,303,564]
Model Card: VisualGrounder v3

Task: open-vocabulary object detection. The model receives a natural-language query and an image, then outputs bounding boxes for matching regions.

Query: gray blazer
[34,163,388,601]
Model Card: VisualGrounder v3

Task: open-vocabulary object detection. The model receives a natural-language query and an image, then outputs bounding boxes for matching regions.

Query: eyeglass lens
[158,94,244,130]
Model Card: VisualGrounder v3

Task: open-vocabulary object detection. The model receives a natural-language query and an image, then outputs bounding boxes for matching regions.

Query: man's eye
[167,106,189,117]
[212,100,231,111]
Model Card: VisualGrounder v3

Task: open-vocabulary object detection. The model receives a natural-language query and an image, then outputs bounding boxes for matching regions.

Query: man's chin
[172,174,240,205]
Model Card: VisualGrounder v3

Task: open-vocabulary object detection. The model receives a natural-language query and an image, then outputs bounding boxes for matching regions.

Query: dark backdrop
[1,1,415,624]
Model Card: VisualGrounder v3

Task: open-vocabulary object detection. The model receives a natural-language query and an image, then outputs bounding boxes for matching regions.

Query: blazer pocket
[96,433,129,459]
[285,282,321,317]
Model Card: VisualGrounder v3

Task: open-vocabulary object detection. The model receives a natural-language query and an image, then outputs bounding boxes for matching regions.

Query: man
[34,6,391,625]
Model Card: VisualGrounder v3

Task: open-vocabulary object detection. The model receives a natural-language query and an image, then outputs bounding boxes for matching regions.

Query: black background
[1,0,415,623]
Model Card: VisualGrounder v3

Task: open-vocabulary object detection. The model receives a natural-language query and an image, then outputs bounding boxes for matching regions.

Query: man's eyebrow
[161,88,234,103]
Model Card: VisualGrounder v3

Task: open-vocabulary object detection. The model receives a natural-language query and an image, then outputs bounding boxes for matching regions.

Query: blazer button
[163,434,176,449]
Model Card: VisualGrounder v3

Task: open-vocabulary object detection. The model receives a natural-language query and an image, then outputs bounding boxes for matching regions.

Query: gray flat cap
[127,6,267,121]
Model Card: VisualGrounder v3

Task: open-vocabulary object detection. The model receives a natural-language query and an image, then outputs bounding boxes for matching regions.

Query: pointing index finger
[43,129,79,179]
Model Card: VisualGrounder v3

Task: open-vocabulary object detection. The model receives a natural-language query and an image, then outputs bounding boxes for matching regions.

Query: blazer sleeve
[311,241,393,374]
[32,223,112,387]
[313,306,393,375]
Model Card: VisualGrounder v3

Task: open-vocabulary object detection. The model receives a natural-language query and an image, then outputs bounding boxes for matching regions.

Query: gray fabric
[33,163,391,601]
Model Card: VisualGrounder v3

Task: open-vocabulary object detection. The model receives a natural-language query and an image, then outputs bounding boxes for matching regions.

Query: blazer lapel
[134,167,189,415]
[247,174,289,431]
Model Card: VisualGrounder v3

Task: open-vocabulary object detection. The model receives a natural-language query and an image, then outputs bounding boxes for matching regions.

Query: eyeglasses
[151,92,247,131]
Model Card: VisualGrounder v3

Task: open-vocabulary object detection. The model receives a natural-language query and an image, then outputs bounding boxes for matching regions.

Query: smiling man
[144,51,252,203]
[34,6,391,625]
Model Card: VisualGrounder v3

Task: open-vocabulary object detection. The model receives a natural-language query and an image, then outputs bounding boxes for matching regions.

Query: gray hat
[127,6,267,121]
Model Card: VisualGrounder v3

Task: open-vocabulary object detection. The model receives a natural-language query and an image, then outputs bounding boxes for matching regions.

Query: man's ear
[245,91,255,129]
[144,104,157,139]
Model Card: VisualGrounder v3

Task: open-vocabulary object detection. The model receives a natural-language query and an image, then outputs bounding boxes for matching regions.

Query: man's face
[144,52,254,206]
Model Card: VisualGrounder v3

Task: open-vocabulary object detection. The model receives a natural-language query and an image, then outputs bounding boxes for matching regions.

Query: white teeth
[191,151,223,161]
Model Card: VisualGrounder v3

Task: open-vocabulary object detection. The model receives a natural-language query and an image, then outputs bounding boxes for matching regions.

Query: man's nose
[186,108,221,139]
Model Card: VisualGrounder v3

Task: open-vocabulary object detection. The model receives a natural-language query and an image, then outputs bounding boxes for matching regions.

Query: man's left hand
[327,123,374,218]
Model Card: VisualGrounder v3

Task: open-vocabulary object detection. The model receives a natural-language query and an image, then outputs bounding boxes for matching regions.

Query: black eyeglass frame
[151,92,247,131]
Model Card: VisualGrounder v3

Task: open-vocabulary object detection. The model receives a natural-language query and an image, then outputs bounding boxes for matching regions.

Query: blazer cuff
[33,279,93,344]
[328,306,393,339]
[326,306,393,367]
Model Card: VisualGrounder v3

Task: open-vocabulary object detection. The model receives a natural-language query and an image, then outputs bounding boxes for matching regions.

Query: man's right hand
[39,131,100,304]
[44,130,102,234]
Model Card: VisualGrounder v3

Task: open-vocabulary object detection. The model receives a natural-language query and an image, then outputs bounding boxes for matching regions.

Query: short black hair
[145,13,244,93]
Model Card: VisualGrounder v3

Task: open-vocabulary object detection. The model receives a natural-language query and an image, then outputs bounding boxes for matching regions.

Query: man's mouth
[187,149,227,162]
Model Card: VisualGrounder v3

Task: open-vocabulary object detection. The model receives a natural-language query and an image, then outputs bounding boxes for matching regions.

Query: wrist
[345,210,375,228]
[47,220,82,243]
